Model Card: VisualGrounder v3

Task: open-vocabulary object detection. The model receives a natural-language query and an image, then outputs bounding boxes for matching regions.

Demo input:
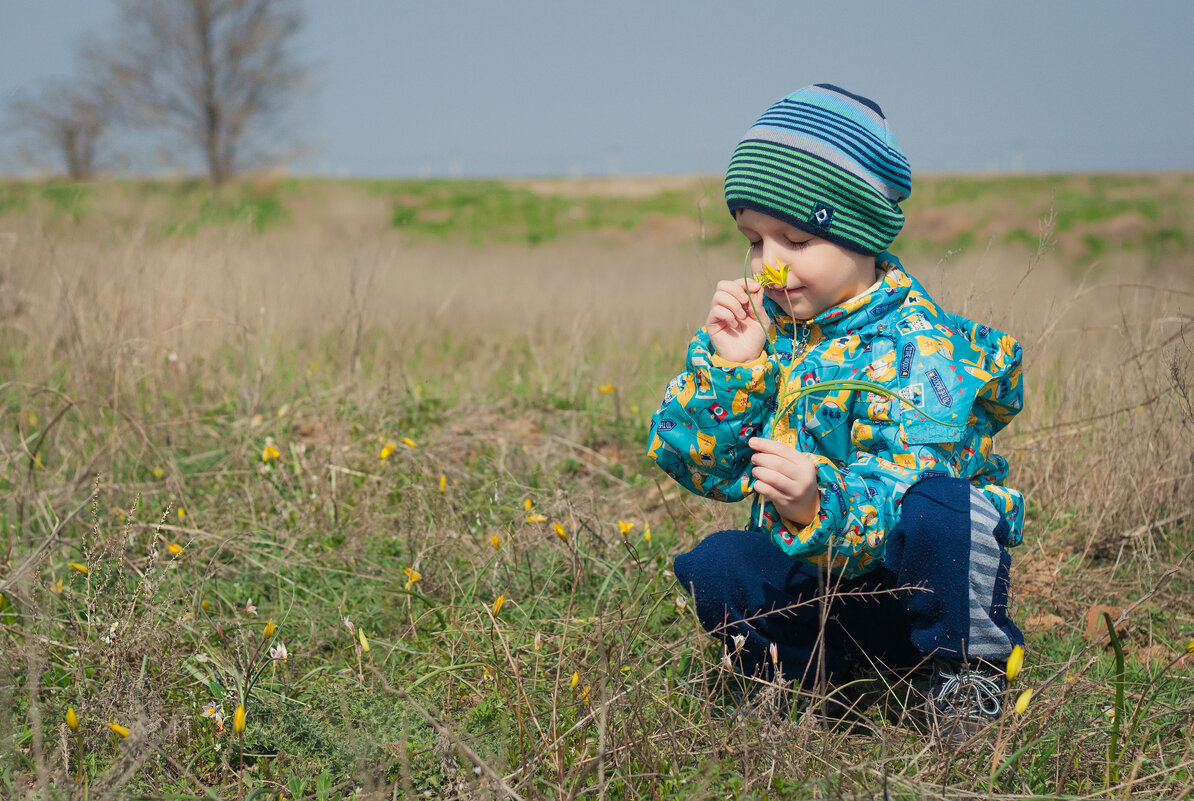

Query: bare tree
[6,79,108,180]
[99,0,309,184]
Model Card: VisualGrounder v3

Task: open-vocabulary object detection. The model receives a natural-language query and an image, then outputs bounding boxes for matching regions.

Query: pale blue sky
[3,1,1193,177]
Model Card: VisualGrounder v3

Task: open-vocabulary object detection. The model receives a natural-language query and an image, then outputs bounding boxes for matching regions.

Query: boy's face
[736,208,878,321]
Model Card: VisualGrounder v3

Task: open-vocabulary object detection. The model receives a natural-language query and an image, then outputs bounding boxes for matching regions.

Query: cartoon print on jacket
[647,254,1025,578]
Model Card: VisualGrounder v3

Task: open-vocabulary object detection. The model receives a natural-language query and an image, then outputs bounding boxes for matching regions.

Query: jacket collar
[765,252,912,340]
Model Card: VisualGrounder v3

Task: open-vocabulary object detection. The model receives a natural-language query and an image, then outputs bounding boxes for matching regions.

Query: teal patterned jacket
[648,253,1024,577]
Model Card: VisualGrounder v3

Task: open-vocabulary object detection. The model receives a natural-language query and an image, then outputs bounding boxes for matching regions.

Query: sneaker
[924,658,1007,748]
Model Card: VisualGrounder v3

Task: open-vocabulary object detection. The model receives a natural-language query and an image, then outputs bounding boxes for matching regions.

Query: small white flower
[270,642,288,661]
[244,599,257,616]
[721,651,733,670]
[344,617,354,633]
[731,634,746,653]
[768,642,779,665]
[214,743,222,752]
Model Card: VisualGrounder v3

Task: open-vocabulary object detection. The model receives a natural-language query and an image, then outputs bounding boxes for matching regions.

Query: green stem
[741,248,776,356]
[1103,610,1125,788]
[774,378,962,431]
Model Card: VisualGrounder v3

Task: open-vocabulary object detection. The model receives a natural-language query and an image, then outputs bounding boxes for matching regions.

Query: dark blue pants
[673,477,1022,687]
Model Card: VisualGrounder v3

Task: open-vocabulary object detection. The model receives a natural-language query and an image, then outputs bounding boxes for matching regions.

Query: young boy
[648,84,1024,745]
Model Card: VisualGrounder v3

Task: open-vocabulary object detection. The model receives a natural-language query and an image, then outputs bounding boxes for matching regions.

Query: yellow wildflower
[599,384,614,394]
[526,513,548,523]
[379,440,396,461]
[403,567,422,590]
[401,437,417,449]
[1014,688,1034,715]
[201,599,211,611]
[553,523,567,543]
[643,523,651,543]
[571,671,579,689]
[109,722,130,738]
[152,466,165,479]
[233,704,246,734]
[1186,641,1194,654]
[262,444,281,463]
[358,627,370,653]
[582,685,591,707]
[492,595,505,618]
[68,562,88,575]
[755,260,790,288]
[50,578,63,594]
[489,534,501,550]
[167,543,183,556]
[177,507,185,520]
[524,498,533,511]
[264,618,277,638]
[439,474,447,492]
[618,520,633,537]
[1005,645,1024,681]
[66,707,79,731]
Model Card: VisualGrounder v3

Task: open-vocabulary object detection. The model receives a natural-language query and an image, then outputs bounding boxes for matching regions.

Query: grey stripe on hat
[745,125,907,202]
[966,486,1013,660]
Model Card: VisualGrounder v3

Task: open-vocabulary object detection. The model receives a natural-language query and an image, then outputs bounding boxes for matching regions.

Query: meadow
[1,174,1193,800]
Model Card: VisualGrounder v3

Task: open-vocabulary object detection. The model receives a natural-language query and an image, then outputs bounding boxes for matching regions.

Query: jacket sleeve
[647,329,778,502]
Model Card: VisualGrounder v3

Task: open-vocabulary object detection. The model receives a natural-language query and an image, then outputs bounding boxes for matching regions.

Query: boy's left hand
[748,437,820,526]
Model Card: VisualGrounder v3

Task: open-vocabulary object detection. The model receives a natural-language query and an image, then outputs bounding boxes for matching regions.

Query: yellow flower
[177,507,185,520]
[1005,645,1024,681]
[617,520,633,537]
[167,542,183,556]
[489,534,501,550]
[598,384,614,394]
[358,627,370,653]
[438,474,447,492]
[570,671,579,689]
[526,513,548,523]
[492,595,505,618]
[68,562,88,575]
[1014,688,1034,715]
[643,523,651,543]
[755,260,790,288]
[403,567,422,589]
[66,707,79,731]
[50,578,63,594]
[582,685,591,707]
[1186,641,1194,654]
[109,722,130,738]
[264,618,277,638]
[152,466,165,479]
[379,440,396,461]
[201,599,211,611]
[524,498,533,511]
[553,523,567,543]
[233,704,246,734]
[26,411,38,426]
[262,444,281,463]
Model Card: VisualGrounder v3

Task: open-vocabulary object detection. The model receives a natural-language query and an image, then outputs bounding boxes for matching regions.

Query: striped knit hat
[724,84,911,256]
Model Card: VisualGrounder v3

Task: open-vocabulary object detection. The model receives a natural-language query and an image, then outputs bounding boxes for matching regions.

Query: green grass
[2,175,1194,798]
[3,321,1193,799]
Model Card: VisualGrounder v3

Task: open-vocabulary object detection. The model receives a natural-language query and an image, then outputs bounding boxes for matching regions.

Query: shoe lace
[934,664,1004,721]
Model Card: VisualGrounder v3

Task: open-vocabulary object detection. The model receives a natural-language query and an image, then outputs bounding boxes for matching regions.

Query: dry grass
[1,177,1192,799]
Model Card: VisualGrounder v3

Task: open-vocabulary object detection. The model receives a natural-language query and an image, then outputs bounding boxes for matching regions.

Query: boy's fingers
[750,454,799,481]
[748,437,801,458]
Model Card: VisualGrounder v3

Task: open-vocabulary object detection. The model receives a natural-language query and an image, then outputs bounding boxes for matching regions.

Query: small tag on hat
[808,202,835,230]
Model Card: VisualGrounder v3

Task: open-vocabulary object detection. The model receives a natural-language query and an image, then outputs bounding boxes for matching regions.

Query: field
[1,174,1193,800]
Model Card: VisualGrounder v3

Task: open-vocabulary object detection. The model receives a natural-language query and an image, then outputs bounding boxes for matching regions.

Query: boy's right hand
[706,278,769,363]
